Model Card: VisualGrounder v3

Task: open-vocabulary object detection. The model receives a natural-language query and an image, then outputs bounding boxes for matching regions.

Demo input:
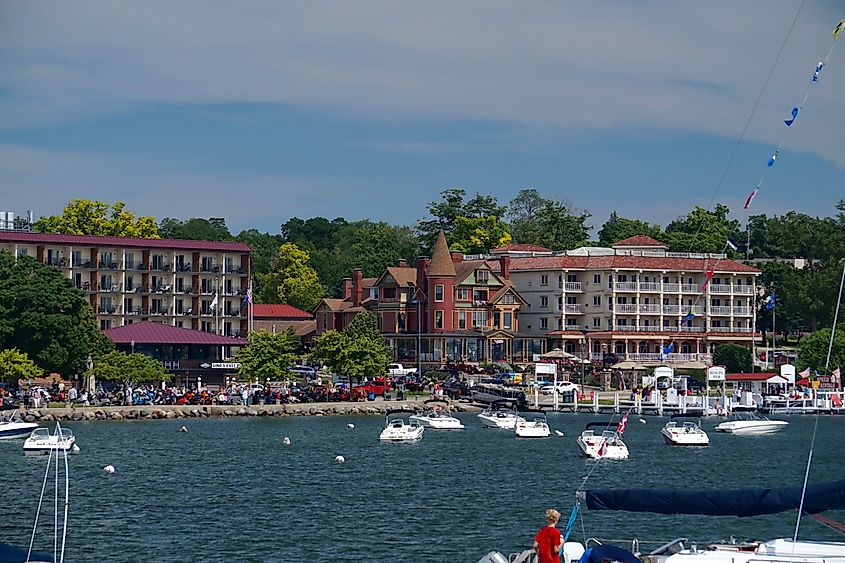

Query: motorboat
[577,421,629,459]
[23,426,79,455]
[514,409,550,438]
[661,414,709,446]
[470,383,527,407]
[715,412,788,435]
[409,399,465,429]
[477,400,519,429]
[0,409,39,439]
[379,409,424,442]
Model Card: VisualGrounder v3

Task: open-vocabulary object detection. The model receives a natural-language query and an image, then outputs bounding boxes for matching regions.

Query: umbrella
[612,361,649,370]
[540,348,577,359]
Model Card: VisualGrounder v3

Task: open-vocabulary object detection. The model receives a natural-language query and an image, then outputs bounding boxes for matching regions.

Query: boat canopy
[385,408,418,417]
[669,413,701,422]
[0,542,55,563]
[585,479,845,517]
[422,398,449,406]
[578,545,641,563]
[489,399,518,408]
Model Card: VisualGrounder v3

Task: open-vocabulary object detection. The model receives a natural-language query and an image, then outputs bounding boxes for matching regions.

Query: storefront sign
[211,362,241,370]
[535,363,557,376]
[707,366,726,382]
[780,364,796,384]
[814,375,836,389]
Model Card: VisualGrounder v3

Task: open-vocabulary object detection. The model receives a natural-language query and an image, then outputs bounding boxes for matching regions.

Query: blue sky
[1,1,843,235]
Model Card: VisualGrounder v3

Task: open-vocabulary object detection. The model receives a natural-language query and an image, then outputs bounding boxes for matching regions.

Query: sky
[1,1,844,235]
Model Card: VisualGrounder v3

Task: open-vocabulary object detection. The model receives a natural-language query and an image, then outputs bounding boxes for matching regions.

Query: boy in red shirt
[533,508,562,563]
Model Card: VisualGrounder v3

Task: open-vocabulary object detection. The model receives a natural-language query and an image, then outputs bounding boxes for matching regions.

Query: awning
[612,361,648,370]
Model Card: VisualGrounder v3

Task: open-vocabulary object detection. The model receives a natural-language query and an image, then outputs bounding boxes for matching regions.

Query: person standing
[533,508,562,563]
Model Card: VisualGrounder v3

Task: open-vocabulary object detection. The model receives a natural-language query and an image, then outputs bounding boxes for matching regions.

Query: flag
[812,61,824,83]
[784,106,799,126]
[210,292,219,310]
[616,413,629,436]
[764,292,776,310]
[833,367,841,383]
[598,441,608,458]
[799,367,811,379]
[744,187,759,210]
[834,19,844,40]
[682,309,696,323]
[240,280,253,309]
[726,239,738,251]
[700,269,714,292]
[767,151,778,167]
[662,341,675,356]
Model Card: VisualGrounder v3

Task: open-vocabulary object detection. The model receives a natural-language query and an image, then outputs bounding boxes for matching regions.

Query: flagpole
[826,262,845,374]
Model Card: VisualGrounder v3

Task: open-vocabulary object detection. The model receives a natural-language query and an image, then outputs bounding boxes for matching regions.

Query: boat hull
[0,423,38,439]
[477,412,517,430]
[577,436,629,459]
[514,420,550,438]
[661,428,710,446]
[714,421,787,435]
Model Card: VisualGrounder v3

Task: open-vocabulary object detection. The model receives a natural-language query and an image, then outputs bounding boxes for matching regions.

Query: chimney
[450,251,463,264]
[415,256,429,294]
[397,259,407,268]
[352,269,363,307]
[499,255,511,280]
[342,277,352,299]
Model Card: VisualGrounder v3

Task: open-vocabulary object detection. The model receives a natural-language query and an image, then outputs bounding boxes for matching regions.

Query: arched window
[681,342,691,354]
[615,342,625,354]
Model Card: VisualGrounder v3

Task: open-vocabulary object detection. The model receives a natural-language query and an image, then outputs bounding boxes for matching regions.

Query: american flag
[598,441,609,458]
[833,368,841,383]
[617,413,629,436]
[241,280,253,309]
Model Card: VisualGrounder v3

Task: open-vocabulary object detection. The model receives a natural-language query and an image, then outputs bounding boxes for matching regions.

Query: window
[618,274,627,282]
[501,293,515,304]
[540,296,549,308]
[473,289,488,303]
[435,310,443,329]
[540,274,549,286]
[593,274,601,284]
[557,318,563,330]
[457,288,469,300]
[503,312,512,330]
[567,296,577,305]
[398,313,406,330]
[370,288,379,300]
[566,318,578,326]
[472,311,487,328]
[383,287,396,299]
[458,311,467,330]
[434,284,444,302]
[567,274,577,282]
[593,296,601,306]
[540,317,548,330]
[476,269,489,282]
[100,320,111,330]
[593,317,601,327]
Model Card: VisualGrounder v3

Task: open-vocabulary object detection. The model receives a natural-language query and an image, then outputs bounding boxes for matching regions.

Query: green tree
[664,204,739,253]
[159,217,232,241]
[312,312,389,381]
[417,189,506,252]
[449,215,512,254]
[236,329,300,382]
[532,200,592,251]
[598,211,663,247]
[0,348,44,385]
[797,327,845,372]
[0,252,113,374]
[258,243,324,310]
[34,199,159,238]
[90,351,172,384]
[507,188,548,244]
[712,343,753,373]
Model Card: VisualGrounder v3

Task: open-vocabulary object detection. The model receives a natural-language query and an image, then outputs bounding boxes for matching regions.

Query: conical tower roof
[427,231,456,277]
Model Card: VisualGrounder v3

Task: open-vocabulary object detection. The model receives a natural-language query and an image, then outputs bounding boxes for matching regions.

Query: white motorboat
[23,426,79,455]
[470,383,527,407]
[379,409,424,442]
[409,399,465,429]
[514,409,550,438]
[661,415,709,446]
[577,421,629,459]
[715,412,788,435]
[477,400,519,429]
[0,409,38,439]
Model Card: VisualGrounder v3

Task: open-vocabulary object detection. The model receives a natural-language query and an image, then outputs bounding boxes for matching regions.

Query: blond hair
[545,509,561,524]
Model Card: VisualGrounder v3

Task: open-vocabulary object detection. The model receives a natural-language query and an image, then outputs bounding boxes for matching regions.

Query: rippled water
[1,413,844,562]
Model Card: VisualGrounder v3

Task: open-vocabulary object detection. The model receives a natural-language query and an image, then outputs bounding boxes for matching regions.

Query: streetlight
[130,339,135,355]
[579,337,586,387]
[411,298,422,376]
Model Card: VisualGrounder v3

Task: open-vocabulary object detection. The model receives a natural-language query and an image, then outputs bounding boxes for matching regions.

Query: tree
[449,215,512,254]
[312,312,389,381]
[417,189,506,252]
[236,329,300,382]
[797,328,845,372]
[532,200,592,251]
[34,199,159,238]
[0,348,44,385]
[159,217,232,241]
[258,243,324,310]
[664,204,739,253]
[712,343,753,373]
[598,212,663,247]
[0,252,113,375]
[90,351,172,384]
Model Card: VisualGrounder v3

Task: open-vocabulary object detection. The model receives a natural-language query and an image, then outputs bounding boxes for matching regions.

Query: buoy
[347,423,355,429]
[179,425,188,432]
[639,418,647,424]
[103,465,115,474]
[72,445,81,453]
[335,455,345,463]
[282,436,291,445]
[554,430,565,437]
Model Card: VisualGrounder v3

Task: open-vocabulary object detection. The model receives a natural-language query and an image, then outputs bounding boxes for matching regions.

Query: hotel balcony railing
[76,261,95,269]
[639,304,661,314]
[733,306,752,315]
[176,263,192,272]
[564,304,582,314]
[98,261,119,270]
[99,284,121,293]
[226,309,242,317]
[200,264,220,273]
[127,308,146,316]
[225,266,246,274]
[662,305,680,315]
[200,309,214,316]
[564,282,582,291]
[677,326,706,333]
[613,304,638,314]
[638,282,660,292]
[135,263,149,271]
[152,285,172,294]
[734,285,755,295]
[711,326,754,333]
[709,284,733,294]
[150,309,169,316]
[98,307,117,315]
[709,306,732,315]
[625,352,713,364]
[151,263,172,272]
[662,283,680,292]
[182,309,194,316]
[681,284,699,293]
[614,282,638,291]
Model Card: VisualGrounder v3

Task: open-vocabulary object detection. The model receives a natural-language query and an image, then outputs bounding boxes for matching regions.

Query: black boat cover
[577,544,641,563]
[585,479,845,517]
[0,542,54,563]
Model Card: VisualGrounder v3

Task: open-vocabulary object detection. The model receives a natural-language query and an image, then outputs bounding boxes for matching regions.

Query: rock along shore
[17,399,480,423]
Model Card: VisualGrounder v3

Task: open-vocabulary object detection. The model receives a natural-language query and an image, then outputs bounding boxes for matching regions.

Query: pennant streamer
[726,239,738,251]
[784,106,800,126]
[834,19,844,40]
[812,61,824,82]
[767,151,778,167]
[744,187,758,210]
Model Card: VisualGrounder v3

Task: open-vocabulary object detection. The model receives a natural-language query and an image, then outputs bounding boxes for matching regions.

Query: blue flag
[682,310,696,323]
[767,151,778,167]
[662,341,675,356]
[784,106,799,126]
[765,292,777,310]
[812,61,824,83]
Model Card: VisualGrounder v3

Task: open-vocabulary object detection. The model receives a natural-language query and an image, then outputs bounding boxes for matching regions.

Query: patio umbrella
[541,348,577,359]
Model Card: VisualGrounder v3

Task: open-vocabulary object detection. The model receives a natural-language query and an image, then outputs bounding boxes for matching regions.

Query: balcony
[677,326,706,333]
[614,304,638,314]
[638,304,661,314]
[200,264,220,273]
[176,263,193,273]
[98,261,119,270]
[709,306,732,315]
[681,284,699,293]
[225,266,246,275]
[734,285,755,295]
[564,304,582,314]
[625,352,713,364]
[564,282,582,292]
[710,284,732,294]
[76,260,95,269]
[152,263,172,272]
[663,305,680,315]
[135,263,149,271]
[662,283,680,292]
[98,307,117,315]
[614,282,638,292]
[733,306,752,316]
[153,285,172,294]
[638,282,660,292]
[127,307,145,316]
[711,326,754,333]
[150,308,169,316]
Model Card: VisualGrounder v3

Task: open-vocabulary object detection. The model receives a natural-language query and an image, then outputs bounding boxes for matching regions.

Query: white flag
[210,293,219,310]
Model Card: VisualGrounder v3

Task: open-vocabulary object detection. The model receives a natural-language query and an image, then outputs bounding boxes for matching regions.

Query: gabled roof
[316,298,351,312]
[103,321,247,345]
[726,372,787,382]
[376,267,417,287]
[252,304,312,319]
[454,260,492,284]
[428,231,456,277]
[612,235,667,248]
[0,231,251,252]
[488,283,526,305]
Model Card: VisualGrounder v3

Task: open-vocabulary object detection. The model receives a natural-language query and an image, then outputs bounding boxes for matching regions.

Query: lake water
[1,413,844,562]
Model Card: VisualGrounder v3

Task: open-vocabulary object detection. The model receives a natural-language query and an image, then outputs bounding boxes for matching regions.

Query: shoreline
[15,398,482,422]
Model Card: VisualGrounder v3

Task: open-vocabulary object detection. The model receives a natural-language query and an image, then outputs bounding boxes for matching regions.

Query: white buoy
[103,465,115,474]
[282,436,291,445]
[554,430,564,437]
[179,425,188,432]
[72,445,81,453]
[335,455,345,463]
[639,418,647,424]
[347,423,355,429]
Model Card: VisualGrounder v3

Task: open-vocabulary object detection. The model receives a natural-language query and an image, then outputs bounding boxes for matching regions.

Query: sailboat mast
[826,262,845,371]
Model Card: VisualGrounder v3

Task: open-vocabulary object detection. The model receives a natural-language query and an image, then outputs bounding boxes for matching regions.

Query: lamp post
[130,340,135,355]
[579,337,586,387]
[412,298,422,376]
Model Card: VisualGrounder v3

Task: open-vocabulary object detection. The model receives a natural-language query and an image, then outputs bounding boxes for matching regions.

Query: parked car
[443,380,471,399]
[288,365,318,381]
[352,379,391,397]
[673,376,705,393]
[539,381,580,395]
[387,363,417,377]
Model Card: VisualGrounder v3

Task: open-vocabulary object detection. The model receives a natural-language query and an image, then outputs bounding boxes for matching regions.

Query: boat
[23,426,79,455]
[477,399,520,429]
[409,399,465,429]
[379,408,424,442]
[514,409,550,438]
[661,414,709,446]
[715,412,788,435]
[0,409,39,440]
[576,421,629,459]
[470,383,527,408]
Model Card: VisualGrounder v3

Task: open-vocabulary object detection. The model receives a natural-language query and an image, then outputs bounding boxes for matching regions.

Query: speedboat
[577,422,629,459]
[514,409,550,438]
[661,415,709,446]
[715,412,788,435]
[379,409,424,442]
[0,409,38,439]
[23,426,79,455]
[409,399,465,429]
[477,400,519,429]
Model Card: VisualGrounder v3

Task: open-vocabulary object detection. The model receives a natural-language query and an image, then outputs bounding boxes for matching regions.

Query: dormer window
[476,269,490,282]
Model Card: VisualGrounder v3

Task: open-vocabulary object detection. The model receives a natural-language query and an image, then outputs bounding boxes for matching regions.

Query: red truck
[352,379,391,398]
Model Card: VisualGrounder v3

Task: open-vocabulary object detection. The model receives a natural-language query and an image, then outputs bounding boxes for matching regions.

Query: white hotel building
[0,231,252,337]
[498,236,760,364]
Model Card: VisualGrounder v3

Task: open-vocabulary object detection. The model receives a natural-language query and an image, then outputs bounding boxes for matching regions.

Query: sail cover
[585,479,845,517]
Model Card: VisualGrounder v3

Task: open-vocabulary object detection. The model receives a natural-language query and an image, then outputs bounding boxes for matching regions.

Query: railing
[135,263,148,271]
[152,263,172,272]
[638,282,660,292]
[663,305,680,315]
[98,262,119,270]
[709,306,731,315]
[662,283,680,292]
[709,284,732,294]
[200,264,220,273]
[625,352,713,364]
[176,264,192,272]
[614,304,638,314]
[639,304,661,314]
[677,326,706,333]
[733,306,752,315]
[225,266,246,274]
[151,309,169,316]
[153,285,172,294]
[614,282,638,291]
[681,284,699,293]
[564,282,582,291]
[711,326,754,333]
[614,325,639,332]
[564,304,582,314]
[98,307,117,314]
[734,285,755,294]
